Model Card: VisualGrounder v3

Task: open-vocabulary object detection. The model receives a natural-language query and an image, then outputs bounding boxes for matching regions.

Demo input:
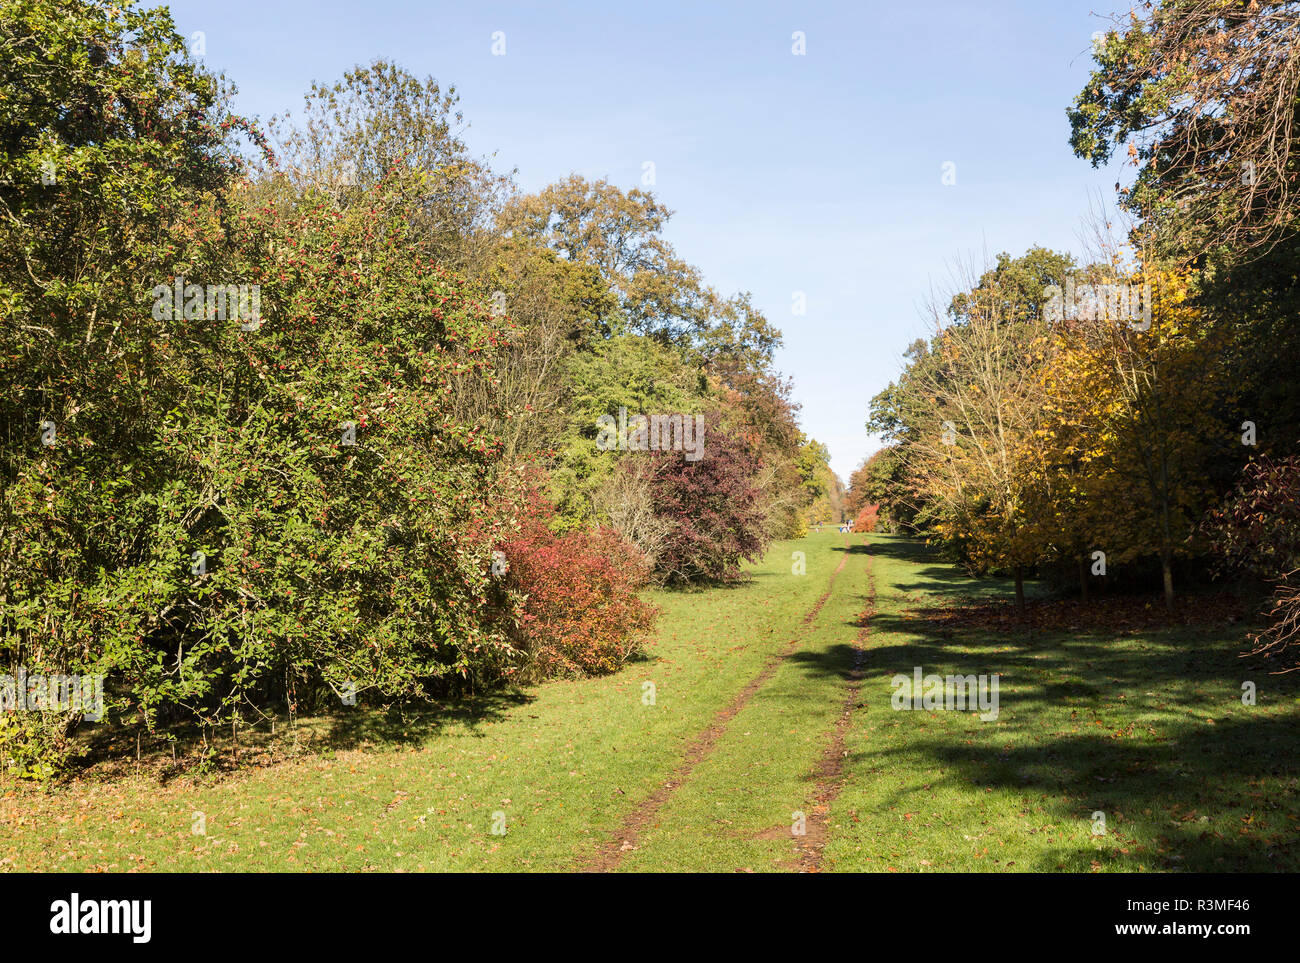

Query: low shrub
[1206,454,1300,670]
[853,503,880,533]
[501,479,657,679]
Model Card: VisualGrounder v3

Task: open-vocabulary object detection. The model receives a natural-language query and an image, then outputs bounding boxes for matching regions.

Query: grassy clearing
[3,530,1297,872]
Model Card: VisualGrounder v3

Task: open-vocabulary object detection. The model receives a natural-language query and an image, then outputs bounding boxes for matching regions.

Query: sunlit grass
[3,531,1295,873]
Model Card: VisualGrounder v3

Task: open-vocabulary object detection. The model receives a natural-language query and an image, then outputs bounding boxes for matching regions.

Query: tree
[627,417,768,583]
[0,12,533,774]
[853,503,879,533]
[496,175,713,341]
[875,255,1060,614]
[1,0,259,770]
[496,176,816,539]
[1037,267,1226,607]
[552,328,707,528]
[1070,1,1300,256]
[801,446,845,527]
[264,59,508,270]
[707,362,811,538]
[456,238,617,463]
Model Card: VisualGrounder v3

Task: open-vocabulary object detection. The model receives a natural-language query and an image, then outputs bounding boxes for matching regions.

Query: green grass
[825,535,1300,872]
[614,538,871,871]
[2,530,1297,872]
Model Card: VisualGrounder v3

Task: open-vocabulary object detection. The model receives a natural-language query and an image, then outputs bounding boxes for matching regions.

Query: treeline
[848,0,1300,669]
[0,0,834,774]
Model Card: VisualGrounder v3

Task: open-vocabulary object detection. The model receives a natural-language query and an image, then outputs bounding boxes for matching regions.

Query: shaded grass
[824,535,1300,872]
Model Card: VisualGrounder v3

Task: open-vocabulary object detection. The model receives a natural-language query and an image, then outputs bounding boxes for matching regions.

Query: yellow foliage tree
[1033,267,1226,607]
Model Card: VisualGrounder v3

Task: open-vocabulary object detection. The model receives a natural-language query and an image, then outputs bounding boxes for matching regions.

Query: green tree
[552,328,706,528]
[265,59,509,270]
[497,174,717,342]
[1,0,254,770]
[1069,1,1300,256]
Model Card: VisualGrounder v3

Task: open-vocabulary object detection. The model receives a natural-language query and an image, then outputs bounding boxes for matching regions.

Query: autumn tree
[801,444,844,527]
[1069,1,1300,612]
[495,175,714,342]
[870,253,1068,614]
[626,417,768,583]
[1038,268,1227,607]
[1070,1,1300,256]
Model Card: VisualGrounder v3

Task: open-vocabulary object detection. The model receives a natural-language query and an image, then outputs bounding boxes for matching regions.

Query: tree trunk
[1014,564,1026,619]
[1161,551,1175,611]
[1078,555,1089,602]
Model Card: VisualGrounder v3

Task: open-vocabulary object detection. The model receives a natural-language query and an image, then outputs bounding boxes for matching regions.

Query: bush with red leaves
[1205,455,1300,577]
[630,415,769,583]
[853,503,880,533]
[501,483,657,679]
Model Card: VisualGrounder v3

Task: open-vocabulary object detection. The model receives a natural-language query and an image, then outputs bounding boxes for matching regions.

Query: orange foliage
[853,503,879,533]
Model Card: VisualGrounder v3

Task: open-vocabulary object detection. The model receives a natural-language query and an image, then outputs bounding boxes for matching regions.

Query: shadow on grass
[864,534,1054,604]
[654,574,762,593]
[854,534,934,562]
[789,540,1300,871]
[831,542,874,556]
[72,685,539,785]
[320,687,538,750]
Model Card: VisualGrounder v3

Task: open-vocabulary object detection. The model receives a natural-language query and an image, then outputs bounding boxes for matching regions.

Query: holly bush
[1,1,531,772]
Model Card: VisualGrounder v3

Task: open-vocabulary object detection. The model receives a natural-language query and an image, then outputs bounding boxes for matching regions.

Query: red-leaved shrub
[501,481,657,679]
[631,415,769,583]
[1205,455,1300,577]
[854,504,880,533]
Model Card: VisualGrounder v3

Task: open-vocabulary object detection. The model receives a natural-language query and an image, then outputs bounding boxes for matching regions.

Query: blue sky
[167,0,1128,483]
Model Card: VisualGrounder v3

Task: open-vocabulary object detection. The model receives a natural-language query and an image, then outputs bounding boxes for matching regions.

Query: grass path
[3,531,1298,872]
[581,538,854,871]
[609,535,876,871]
[795,544,875,871]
